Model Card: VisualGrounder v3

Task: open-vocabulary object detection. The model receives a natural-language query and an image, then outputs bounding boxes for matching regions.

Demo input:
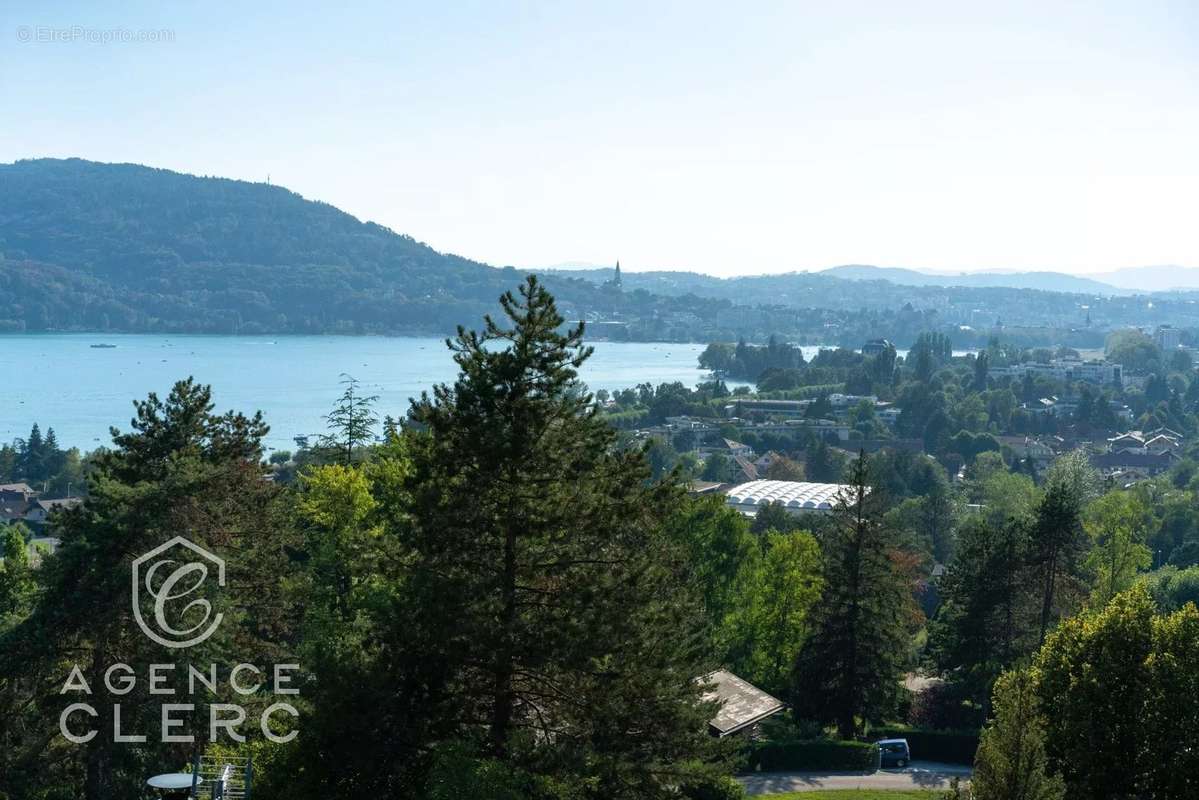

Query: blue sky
[2,0,1197,276]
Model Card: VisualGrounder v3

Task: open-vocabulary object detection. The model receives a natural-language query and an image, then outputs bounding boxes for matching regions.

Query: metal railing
[191,754,253,799]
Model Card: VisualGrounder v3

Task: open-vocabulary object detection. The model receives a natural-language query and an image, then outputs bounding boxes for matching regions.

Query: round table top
[147,773,200,790]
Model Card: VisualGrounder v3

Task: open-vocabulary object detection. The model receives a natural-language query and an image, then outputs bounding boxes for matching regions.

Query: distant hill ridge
[543,263,1199,296]
[2,158,1195,339]
[817,264,1128,295]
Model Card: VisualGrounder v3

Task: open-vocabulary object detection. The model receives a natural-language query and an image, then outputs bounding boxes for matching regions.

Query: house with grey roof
[701,669,785,737]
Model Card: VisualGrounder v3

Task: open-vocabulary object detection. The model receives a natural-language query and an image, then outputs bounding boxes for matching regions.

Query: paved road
[739,761,973,795]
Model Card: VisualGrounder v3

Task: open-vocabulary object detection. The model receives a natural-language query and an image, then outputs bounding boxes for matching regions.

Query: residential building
[1156,325,1183,352]
[701,670,785,738]
[1090,451,1176,480]
[0,482,36,505]
[877,407,903,428]
[23,497,83,525]
[826,393,878,409]
[836,438,923,456]
[1106,428,1181,456]
[862,338,893,356]
[721,455,760,484]
[996,435,1057,466]
[727,399,805,418]
[1107,432,1148,452]
[663,416,715,431]
[722,438,755,459]
[1,483,38,524]
[992,357,1122,386]
[752,451,785,473]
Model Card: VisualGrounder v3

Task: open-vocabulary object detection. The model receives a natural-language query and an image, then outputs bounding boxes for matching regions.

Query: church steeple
[614,260,622,288]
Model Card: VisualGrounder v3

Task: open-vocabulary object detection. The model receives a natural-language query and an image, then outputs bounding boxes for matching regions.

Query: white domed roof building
[724,479,857,516]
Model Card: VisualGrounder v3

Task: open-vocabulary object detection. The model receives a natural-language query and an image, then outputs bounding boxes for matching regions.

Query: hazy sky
[3,1,1197,276]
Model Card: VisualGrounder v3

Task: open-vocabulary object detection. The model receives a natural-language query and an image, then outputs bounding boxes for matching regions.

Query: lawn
[758,791,944,800]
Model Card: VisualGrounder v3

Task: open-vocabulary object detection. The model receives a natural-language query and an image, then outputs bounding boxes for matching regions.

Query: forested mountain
[0,158,676,334]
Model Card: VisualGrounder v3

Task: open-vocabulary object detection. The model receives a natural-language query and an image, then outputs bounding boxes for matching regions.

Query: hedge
[681,775,747,800]
[757,383,847,401]
[743,739,880,772]
[602,408,649,429]
[871,727,979,765]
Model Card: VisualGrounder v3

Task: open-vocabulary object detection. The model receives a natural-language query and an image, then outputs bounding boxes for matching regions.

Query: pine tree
[1032,482,1080,644]
[973,351,990,392]
[319,374,379,464]
[42,427,66,481]
[805,439,843,482]
[18,422,45,481]
[300,278,725,798]
[0,379,297,800]
[792,454,920,738]
[929,516,1037,708]
[0,444,16,482]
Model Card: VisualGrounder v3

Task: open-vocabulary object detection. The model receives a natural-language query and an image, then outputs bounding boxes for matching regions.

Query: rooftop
[725,479,854,512]
[701,669,785,737]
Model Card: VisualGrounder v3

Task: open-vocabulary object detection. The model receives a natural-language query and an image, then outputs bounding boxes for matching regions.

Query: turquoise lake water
[0,334,742,452]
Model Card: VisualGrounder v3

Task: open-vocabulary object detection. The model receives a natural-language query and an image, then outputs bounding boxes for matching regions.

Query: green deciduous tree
[721,531,822,694]
[669,496,758,634]
[750,501,801,536]
[0,524,36,629]
[971,668,1064,800]
[1026,587,1199,800]
[1143,601,1199,800]
[1083,491,1153,604]
[1036,588,1154,800]
[763,455,805,482]
[1105,329,1162,374]
[1141,564,1199,611]
[702,451,731,482]
[1029,586,1199,799]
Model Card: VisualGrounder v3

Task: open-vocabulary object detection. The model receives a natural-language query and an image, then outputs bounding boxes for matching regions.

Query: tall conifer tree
[396,277,722,797]
[0,380,297,800]
[792,454,919,738]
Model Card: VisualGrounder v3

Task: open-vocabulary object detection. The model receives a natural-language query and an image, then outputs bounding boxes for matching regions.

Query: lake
[0,334,736,453]
[1,335,962,453]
